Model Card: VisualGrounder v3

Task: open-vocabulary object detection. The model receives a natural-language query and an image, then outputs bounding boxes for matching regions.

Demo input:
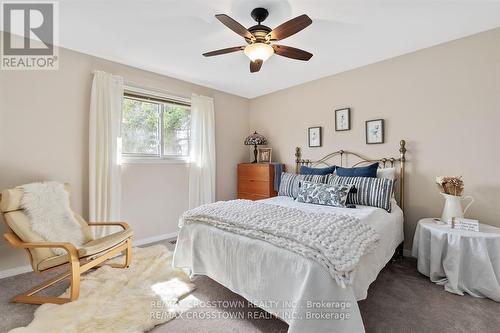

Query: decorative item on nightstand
[257,147,272,163]
[451,217,479,232]
[244,131,268,163]
[436,176,474,223]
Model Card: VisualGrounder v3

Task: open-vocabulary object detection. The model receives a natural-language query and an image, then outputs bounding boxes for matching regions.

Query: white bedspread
[181,200,380,287]
[173,196,403,333]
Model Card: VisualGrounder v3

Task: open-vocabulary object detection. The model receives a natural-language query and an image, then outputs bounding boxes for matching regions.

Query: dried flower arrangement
[436,176,464,196]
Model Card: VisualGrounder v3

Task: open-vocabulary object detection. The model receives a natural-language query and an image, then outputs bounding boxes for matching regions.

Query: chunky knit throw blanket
[181,200,379,287]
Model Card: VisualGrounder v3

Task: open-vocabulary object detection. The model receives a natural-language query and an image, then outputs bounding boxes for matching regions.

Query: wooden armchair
[0,184,133,305]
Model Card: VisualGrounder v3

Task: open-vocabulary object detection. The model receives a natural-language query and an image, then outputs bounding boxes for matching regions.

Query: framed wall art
[335,108,350,131]
[308,127,322,147]
[365,119,384,144]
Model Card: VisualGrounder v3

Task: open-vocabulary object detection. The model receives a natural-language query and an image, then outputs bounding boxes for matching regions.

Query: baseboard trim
[0,265,33,279]
[0,232,179,279]
[133,232,178,247]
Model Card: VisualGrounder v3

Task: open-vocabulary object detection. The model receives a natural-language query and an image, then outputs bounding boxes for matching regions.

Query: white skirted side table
[412,218,500,301]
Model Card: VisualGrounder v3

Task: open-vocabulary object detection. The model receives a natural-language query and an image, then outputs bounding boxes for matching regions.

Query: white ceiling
[57,0,500,98]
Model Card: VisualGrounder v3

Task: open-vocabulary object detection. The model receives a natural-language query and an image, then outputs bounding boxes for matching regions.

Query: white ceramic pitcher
[441,192,474,222]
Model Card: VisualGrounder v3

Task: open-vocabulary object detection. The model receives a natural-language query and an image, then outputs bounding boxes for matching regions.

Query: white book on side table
[451,217,479,232]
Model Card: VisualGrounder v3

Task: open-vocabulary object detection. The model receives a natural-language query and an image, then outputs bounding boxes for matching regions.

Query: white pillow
[377,167,396,180]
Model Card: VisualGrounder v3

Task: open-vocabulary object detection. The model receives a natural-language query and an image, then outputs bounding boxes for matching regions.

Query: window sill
[121,157,190,165]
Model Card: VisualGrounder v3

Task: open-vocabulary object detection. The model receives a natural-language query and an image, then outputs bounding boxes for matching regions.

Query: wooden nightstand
[237,163,277,200]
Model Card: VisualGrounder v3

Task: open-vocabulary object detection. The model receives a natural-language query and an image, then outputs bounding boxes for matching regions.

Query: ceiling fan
[203,8,313,73]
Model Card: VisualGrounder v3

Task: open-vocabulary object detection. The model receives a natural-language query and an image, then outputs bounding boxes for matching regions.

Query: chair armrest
[3,232,79,258]
[87,222,129,230]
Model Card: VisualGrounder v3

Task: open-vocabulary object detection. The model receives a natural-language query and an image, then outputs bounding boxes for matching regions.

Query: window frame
[121,86,191,164]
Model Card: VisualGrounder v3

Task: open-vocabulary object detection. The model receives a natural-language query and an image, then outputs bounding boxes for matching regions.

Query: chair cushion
[79,228,133,257]
[3,210,93,266]
[0,188,23,212]
[37,228,133,271]
[4,211,54,267]
[1,184,72,213]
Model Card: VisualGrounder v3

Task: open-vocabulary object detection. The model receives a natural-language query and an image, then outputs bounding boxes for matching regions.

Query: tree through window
[122,93,190,159]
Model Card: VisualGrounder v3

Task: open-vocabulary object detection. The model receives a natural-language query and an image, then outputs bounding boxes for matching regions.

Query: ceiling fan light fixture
[244,43,274,62]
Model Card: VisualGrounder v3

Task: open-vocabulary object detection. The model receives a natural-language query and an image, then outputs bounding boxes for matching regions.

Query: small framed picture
[257,148,272,163]
[308,127,322,147]
[365,119,384,144]
[335,108,350,131]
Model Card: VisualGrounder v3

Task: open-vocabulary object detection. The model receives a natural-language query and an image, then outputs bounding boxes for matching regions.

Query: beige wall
[249,28,500,250]
[0,39,250,272]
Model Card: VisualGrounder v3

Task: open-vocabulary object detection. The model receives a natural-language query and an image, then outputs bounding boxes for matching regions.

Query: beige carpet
[8,245,194,333]
[1,240,500,333]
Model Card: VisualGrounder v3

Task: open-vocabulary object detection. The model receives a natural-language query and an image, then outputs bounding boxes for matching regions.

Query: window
[122,91,191,161]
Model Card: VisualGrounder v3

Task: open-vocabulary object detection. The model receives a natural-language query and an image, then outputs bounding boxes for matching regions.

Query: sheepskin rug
[9,245,195,333]
[20,182,85,255]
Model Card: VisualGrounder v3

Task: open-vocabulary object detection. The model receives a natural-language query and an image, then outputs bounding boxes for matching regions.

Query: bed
[173,141,408,333]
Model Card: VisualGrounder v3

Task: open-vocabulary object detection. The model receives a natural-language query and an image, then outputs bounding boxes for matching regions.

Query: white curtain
[89,71,124,237]
[189,94,216,209]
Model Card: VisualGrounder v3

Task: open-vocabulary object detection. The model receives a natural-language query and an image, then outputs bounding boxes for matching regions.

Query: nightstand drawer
[237,192,269,201]
[238,179,272,196]
[238,164,272,181]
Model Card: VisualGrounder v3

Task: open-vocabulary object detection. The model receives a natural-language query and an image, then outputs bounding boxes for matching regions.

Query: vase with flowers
[435,176,473,222]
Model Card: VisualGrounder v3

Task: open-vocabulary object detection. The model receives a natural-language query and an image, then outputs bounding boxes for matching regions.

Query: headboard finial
[399,140,407,161]
[295,147,301,173]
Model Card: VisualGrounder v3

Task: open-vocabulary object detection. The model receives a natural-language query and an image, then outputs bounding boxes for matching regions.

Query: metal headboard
[295,140,407,212]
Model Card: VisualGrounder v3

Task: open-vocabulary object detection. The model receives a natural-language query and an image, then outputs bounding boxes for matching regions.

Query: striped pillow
[328,175,394,212]
[278,172,327,198]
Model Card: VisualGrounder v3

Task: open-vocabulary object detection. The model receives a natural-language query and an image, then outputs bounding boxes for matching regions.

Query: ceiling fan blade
[203,46,245,57]
[272,45,313,61]
[267,14,312,41]
[250,59,263,73]
[215,14,254,41]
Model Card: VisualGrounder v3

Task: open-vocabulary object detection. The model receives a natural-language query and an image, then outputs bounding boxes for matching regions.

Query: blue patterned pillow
[296,181,352,207]
[328,175,394,212]
[278,173,327,198]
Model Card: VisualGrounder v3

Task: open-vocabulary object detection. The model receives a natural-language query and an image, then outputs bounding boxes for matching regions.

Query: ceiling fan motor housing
[247,25,272,43]
[251,7,269,24]
[247,8,272,43]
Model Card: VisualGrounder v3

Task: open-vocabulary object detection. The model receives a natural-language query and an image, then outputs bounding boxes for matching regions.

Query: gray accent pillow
[278,173,327,198]
[328,175,394,212]
[296,181,353,207]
